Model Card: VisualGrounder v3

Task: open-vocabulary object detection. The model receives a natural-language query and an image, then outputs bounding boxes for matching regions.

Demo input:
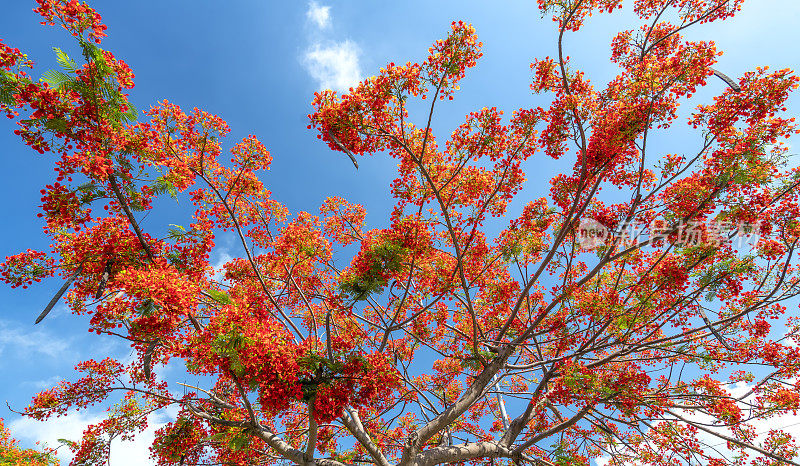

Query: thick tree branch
[341,407,392,466]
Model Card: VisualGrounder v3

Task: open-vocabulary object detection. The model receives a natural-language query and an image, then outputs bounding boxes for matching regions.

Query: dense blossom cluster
[0,249,55,289]
[0,418,57,465]
[33,0,107,43]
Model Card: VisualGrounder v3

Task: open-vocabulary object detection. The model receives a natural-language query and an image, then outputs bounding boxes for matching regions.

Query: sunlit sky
[1,1,799,464]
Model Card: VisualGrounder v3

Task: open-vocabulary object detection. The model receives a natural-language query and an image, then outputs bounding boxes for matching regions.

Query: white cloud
[301,2,362,93]
[10,407,178,466]
[303,40,362,92]
[210,249,233,284]
[10,410,102,464]
[776,142,798,171]
[591,380,800,465]
[0,320,74,361]
[306,1,331,29]
[8,339,184,465]
[21,375,65,391]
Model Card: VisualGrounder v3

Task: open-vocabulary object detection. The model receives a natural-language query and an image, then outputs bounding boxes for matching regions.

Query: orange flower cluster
[34,0,107,43]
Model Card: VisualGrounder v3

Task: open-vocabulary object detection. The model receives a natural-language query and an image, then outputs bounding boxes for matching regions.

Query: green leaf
[53,47,77,72]
[41,69,72,89]
[151,176,178,200]
[137,299,157,317]
[0,85,15,106]
[208,289,232,305]
[57,438,77,447]
[80,42,105,67]
[300,378,318,401]
[122,102,138,122]
[203,432,228,443]
[126,194,147,211]
[42,117,68,132]
[339,239,409,300]
[211,328,249,376]
[167,224,189,239]
[298,353,323,371]
[229,433,250,452]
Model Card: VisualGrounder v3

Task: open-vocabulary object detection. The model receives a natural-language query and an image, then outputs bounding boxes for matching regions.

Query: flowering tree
[0,418,58,465]
[2,0,800,465]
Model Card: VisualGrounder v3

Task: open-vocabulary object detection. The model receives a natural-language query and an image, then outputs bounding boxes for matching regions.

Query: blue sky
[0,1,799,464]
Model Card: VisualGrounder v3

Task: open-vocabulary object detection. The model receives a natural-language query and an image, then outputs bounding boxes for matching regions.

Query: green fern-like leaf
[42,117,69,132]
[81,42,105,65]
[0,87,14,106]
[121,102,138,123]
[151,176,178,200]
[41,69,72,89]
[207,289,232,305]
[53,47,78,72]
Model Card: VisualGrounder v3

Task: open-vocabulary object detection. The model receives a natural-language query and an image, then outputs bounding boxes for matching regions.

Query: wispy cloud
[302,2,362,93]
[21,375,65,391]
[210,248,233,284]
[304,41,362,93]
[10,406,179,466]
[0,320,73,361]
[10,410,102,464]
[592,379,800,465]
[306,1,331,29]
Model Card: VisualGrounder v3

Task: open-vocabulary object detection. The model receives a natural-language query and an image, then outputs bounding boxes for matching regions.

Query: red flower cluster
[34,0,107,43]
